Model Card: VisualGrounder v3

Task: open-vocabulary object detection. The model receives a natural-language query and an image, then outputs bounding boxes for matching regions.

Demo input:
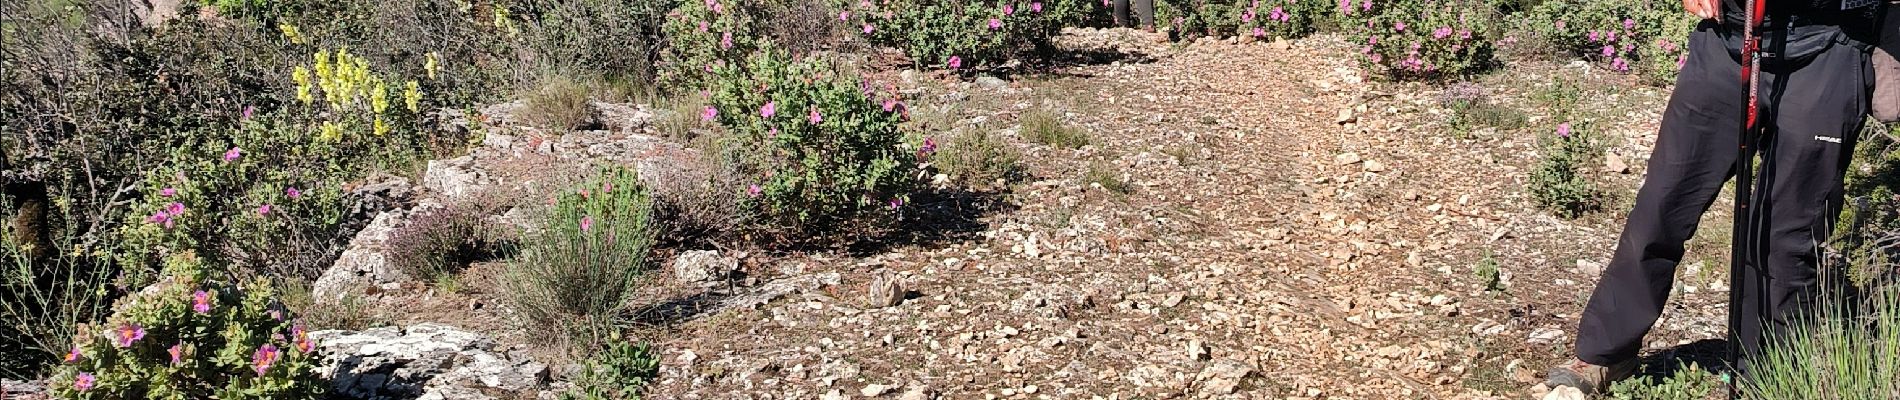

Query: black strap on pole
[1728,0,1768,397]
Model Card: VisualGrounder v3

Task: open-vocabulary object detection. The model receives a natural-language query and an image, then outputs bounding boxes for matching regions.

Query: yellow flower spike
[370,79,390,114]
[278,23,305,44]
[404,80,422,113]
[318,122,343,142]
[425,52,440,80]
[373,117,390,136]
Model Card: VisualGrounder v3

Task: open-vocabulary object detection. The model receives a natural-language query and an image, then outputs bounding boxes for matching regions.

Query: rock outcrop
[311,324,551,400]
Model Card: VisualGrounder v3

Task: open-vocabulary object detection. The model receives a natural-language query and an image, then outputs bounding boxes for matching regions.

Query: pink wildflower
[1003,4,1014,15]
[721,32,733,49]
[1611,57,1629,72]
[1031,2,1042,12]
[762,101,776,118]
[241,105,255,120]
[698,21,708,32]
[1601,45,1614,57]
[747,184,763,198]
[73,373,94,392]
[1623,18,1635,30]
[864,23,875,34]
[223,147,242,162]
[64,346,81,363]
[166,202,185,216]
[808,107,823,124]
[1433,27,1452,39]
[840,11,850,20]
[580,216,593,232]
[1555,20,1566,30]
[702,106,719,122]
[889,197,904,210]
[1677,54,1687,69]
[1253,27,1266,37]
[257,204,272,216]
[193,290,212,314]
[883,98,901,112]
[948,56,962,69]
[988,18,1002,30]
[113,324,146,348]
[252,344,281,376]
[1557,123,1571,137]
[1393,22,1405,31]
[286,187,302,199]
[169,343,185,365]
[1587,30,1599,42]
[920,137,938,154]
[1361,0,1371,11]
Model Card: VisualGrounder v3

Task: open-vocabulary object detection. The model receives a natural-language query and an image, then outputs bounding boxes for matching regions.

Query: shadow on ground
[1635,338,1732,379]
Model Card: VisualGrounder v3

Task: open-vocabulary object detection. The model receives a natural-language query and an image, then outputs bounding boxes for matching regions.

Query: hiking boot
[1544,357,1638,394]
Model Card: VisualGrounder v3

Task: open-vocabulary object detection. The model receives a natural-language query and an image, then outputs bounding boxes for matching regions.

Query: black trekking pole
[1727,0,1768,397]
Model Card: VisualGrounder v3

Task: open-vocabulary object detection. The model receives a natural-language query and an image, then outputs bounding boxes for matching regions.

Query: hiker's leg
[1742,37,1872,369]
[1575,21,1744,366]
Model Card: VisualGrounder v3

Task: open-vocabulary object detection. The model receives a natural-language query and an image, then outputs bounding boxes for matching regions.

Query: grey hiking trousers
[1573,19,1875,368]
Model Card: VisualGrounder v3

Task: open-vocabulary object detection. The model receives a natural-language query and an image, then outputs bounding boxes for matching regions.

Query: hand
[1683,0,1719,20]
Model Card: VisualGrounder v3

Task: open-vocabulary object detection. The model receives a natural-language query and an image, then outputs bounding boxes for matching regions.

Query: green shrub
[1518,0,1696,85]
[1344,0,1498,80]
[517,0,668,87]
[1442,83,1527,137]
[45,253,326,400]
[560,334,661,400]
[659,0,766,91]
[1605,363,1720,400]
[501,168,657,344]
[1157,0,1333,40]
[1835,122,1900,285]
[1085,161,1132,195]
[846,0,1097,70]
[931,130,1025,190]
[1021,108,1090,148]
[1528,122,1603,218]
[1473,249,1502,291]
[520,74,601,131]
[1744,287,1900,400]
[708,48,921,239]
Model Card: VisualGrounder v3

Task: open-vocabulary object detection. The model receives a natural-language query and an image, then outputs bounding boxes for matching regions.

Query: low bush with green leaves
[1343,0,1498,80]
[501,168,657,344]
[1021,108,1090,148]
[708,48,921,240]
[560,334,661,400]
[46,253,326,400]
[1605,363,1720,400]
[846,0,1098,70]
[1529,122,1604,218]
[1518,0,1698,85]
[659,0,766,91]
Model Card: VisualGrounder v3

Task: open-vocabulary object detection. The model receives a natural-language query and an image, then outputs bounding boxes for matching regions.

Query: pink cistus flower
[808,107,823,125]
[241,105,255,120]
[1003,4,1013,15]
[293,325,314,353]
[1587,30,1600,42]
[889,197,904,210]
[223,147,242,162]
[1601,45,1615,57]
[252,344,281,376]
[1433,26,1452,39]
[160,187,177,197]
[1338,0,1351,12]
[1270,7,1287,22]
[761,101,777,118]
[1557,123,1572,138]
[166,202,185,216]
[883,98,902,112]
[256,204,272,216]
[919,137,938,154]
[72,372,95,392]
[580,216,594,232]
[1393,22,1405,32]
[720,32,733,49]
[1253,27,1266,37]
[1555,20,1566,30]
[168,343,185,365]
[113,324,146,348]
[746,184,763,198]
[286,187,302,199]
[1623,18,1635,30]
[1611,57,1629,72]
[702,106,719,122]
[988,18,1002,30]
[863,23,875,34]
[192,290,213,313]
[1031,2,1042,12]
[698,21,709,32]
[948,56,963,69]
[1243,9,1256,22]
[840,10,850,20]
[63,346,82,363]
[1361,0,1372,11]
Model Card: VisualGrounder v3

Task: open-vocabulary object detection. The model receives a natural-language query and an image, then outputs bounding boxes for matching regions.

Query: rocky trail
[633,29,1729,399]
[251,28,1741,400]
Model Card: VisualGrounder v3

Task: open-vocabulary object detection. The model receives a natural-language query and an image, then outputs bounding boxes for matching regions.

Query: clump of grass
[932,130,1024,190]
[520,74,600,132]
[1442,83,1528,137]
[1744,285,1900,399]
[655,93,713,142]
[278,281,389,332]
[501,167,657,348]
[1022,108,1089,149]
[1085,162,1132,195]
[385,201,509,285]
